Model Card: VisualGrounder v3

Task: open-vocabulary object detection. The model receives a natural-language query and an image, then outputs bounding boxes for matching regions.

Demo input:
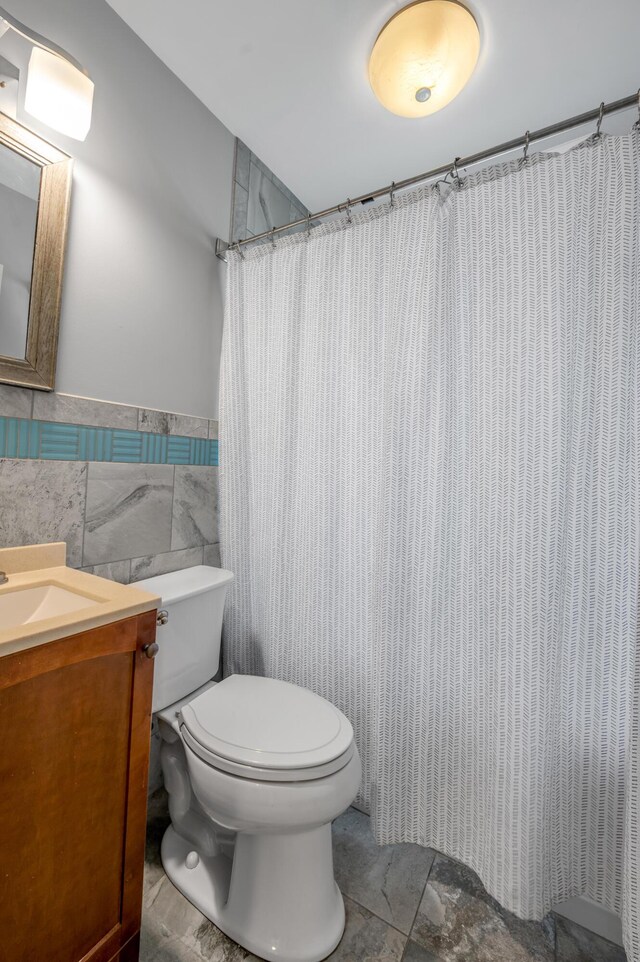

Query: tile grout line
[229,137,239,242]
[339,890,412,945]
[351,809,436,950]
[401,850,437,960]
[80,460,89,568]
[334,810,436,958]
[169,464,177,553]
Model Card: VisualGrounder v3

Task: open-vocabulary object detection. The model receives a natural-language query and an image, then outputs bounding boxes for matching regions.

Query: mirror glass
[0,142,40,359]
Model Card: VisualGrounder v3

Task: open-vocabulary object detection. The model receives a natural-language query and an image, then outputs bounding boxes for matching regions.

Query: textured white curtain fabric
[220,133,640,959]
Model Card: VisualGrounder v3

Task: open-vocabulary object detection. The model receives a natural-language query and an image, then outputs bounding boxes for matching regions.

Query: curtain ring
[345,199,352,224]
[389,182,396,208]
[270,227,277,249]
[522,130,530,165]
[634,88,640,132]
[235,241,245,261]
[596,101,605,138]
[306,212,311,237]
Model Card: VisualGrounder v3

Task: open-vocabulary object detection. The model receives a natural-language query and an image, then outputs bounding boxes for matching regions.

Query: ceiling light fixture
[0,5,93,140]
[369,0,480,119]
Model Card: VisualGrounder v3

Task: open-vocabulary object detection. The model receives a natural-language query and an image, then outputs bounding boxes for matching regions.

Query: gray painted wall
[1,0,235,418]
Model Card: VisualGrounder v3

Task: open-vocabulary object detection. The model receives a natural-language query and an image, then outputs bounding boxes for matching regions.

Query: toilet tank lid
[134,565,233,605]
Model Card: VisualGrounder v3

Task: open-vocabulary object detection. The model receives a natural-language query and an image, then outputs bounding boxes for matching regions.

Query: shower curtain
[220,132,640,959]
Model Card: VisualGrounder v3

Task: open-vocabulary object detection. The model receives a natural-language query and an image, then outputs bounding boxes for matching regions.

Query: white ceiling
[106,0,640,213]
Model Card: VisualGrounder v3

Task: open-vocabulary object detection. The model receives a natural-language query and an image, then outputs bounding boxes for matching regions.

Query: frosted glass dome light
[369,0,480,119]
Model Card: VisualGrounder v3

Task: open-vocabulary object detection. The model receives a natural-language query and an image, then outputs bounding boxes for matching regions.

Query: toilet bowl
[137,566,361,962]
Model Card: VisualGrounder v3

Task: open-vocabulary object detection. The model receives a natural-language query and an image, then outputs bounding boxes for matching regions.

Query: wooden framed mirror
[0,111,72,390]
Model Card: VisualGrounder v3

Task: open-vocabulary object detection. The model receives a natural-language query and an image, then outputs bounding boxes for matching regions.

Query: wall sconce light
[369,0,480,119]
[0,5,93,140]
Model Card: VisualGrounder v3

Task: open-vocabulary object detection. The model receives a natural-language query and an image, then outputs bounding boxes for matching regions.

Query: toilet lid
[179,675,354,772]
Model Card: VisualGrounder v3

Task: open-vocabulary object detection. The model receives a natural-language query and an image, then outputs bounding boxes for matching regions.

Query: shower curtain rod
[215,89,640,260]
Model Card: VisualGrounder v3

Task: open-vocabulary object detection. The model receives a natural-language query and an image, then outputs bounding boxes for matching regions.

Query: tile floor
[141,792,627,962]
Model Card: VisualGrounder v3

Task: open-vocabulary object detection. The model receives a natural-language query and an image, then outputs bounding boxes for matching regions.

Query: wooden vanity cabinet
[0,610,157,962]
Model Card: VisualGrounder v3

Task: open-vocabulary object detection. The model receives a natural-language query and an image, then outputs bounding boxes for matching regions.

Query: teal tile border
[0,417,219,467]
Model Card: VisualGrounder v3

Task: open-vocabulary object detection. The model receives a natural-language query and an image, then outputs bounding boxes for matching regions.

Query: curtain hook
[596,101,605,138]
[345,198,352,224]
[522,130,530,165]
[389,182,396,208]
[452,156,463,189]
[440,161,456,186]
[634,88,640,132]
[235,241,245,261]
[433,169,449,191]
[306,212,311,237]
[270,227,277,249]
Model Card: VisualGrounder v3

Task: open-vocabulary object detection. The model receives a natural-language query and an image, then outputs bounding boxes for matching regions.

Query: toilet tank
[135,565,234,713]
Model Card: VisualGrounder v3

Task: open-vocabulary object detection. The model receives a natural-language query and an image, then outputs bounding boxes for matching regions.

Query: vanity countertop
[0,543,160,658]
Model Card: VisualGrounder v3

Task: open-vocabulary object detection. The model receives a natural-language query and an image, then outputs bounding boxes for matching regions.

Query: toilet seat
[179,674,355,783]
[181,727,356,782]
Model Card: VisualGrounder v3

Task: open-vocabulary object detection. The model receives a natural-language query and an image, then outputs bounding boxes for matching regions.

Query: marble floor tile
[142,870,405,962]
[140,924,204,962]
[143,874,259,962]
[555,916,627,961]
[142,799,622,962]
[142,802,404,962]
[332,808,436,934]
[402,940,439,962]
[189,914,260,961]
[143,875,204,945]
[171,466,218,550]
[410,855,555,962]
[0,383,32,418]
[83,462,174,565]
[144,789,171,899]
[327,897,406,961]
[0,459,86,566]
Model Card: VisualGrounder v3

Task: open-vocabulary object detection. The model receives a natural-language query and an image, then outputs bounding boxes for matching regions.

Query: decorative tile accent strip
[0,416,219,467]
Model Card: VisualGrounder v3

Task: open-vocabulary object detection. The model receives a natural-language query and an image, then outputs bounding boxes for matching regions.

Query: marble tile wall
[0,385,221,584]
[230,139,309,242]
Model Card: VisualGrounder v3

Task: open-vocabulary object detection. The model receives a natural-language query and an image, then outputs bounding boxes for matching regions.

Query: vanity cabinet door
[0,611,157,962]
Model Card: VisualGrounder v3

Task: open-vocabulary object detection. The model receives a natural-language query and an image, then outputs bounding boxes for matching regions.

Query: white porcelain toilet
[136,565,361,962]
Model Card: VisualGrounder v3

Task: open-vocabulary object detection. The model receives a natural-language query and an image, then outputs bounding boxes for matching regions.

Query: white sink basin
[0,583,98,630]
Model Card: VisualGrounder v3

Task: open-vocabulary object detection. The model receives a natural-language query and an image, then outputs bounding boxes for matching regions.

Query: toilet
[136,565,361,962]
